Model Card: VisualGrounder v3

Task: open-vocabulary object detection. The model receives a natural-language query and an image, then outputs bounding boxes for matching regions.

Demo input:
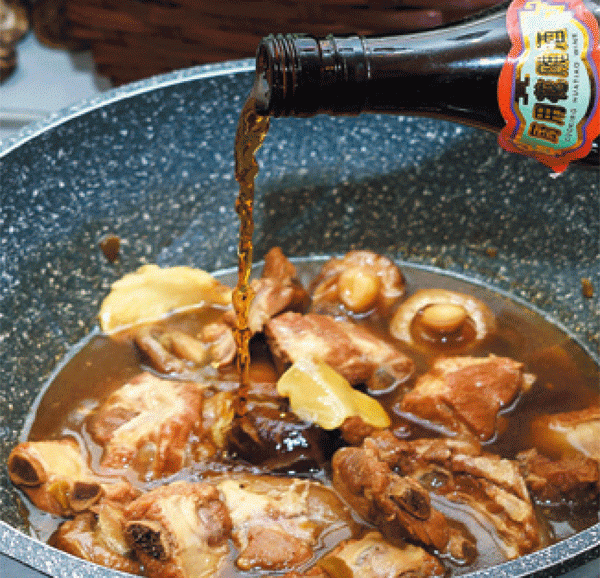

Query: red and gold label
[498,0,599,172]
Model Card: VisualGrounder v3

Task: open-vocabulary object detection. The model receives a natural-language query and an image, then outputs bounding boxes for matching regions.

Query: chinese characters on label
[498,0,599,171]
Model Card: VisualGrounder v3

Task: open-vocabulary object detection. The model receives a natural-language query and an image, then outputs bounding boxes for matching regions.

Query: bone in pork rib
[216,474,357,572]
[87,372,204,479]
[517,448,600,507]
[7,439,137,517]
[397,355,535,440]
[52,501,142,575]
[331,444,453,554]
[124,481,232,578]
[266,312,414,386]
[358,431,541,559]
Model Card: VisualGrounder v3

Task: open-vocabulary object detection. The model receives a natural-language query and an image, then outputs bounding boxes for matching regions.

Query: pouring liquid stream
[233,95,270,415]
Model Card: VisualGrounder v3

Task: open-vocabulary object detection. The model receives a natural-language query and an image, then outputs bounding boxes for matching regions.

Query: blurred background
[1,0,504,140]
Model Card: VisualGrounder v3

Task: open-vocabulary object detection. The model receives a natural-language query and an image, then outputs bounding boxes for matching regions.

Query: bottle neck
[254,1,511,126]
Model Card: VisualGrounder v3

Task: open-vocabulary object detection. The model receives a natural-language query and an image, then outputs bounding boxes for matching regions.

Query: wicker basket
[31,0,504,85]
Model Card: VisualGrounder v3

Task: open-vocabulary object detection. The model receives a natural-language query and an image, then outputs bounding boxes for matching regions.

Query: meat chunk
[124,481,232,578]
[7,439,137,517]
[134,327,210,374]
[87,372,203,479]
[260,246,299,282]
[169,247,309,371]
[310,251,405,316]
[362,432,541,559]
[52,501,141,574]
[217,475,356,572]
[331,445,452,554]
[266,312,414,386]
[397,355,535,441]
[318,531,445,577]
[200,320,238,368]
[529,406,600,461]
[339,415,380,446]
[248,276,309,334]
[247,247,310,334]
[517,448,600,506]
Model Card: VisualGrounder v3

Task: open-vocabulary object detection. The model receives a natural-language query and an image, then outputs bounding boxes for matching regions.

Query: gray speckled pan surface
[0,59,598,578]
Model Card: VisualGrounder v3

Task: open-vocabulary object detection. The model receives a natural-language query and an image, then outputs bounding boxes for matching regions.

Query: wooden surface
[30,0,505,85]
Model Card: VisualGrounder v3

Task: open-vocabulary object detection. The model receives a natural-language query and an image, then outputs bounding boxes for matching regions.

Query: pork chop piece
[397,355,535,440]
[362,431,541,560]
[517,448,600,506]
[248,246,310,334]
[530,405,600,461]
[318,531,446,578]
[266,312,414,386]
[52,500,141,574]
[87,371,204,479]
[7,439,137,517]
[124,481,232,578]
[217,474,357,572]
[331,445,453,555]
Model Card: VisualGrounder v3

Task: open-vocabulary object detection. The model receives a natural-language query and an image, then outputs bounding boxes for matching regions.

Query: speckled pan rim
[0,513,598,578]
[0,60,598,577]
[0,58,255,157]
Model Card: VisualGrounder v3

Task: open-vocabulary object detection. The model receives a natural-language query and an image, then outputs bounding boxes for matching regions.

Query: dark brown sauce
[23,261,599,566]
[17,95,600,575]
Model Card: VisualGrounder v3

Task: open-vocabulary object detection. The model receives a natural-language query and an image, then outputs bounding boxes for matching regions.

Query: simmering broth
[15,260,599,576]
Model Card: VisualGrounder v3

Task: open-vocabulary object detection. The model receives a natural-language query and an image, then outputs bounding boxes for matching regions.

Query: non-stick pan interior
[0,60,598,577]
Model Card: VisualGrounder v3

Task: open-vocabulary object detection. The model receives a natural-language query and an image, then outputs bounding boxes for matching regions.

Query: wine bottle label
[498,0,599,171]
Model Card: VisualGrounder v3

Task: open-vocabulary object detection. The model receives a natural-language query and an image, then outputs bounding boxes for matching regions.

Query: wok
[0,58,598,578]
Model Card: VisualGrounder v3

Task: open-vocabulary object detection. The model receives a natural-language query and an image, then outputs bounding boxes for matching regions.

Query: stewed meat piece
[7,439,137,517]
[517,448,600,506]
[266,312,414,386]
[361,431,541,559]
[217,474,357,572]
[87,372,204,479]
[397,355,535,441]
[247,247,310,334]
[529,405,600,461]
[52,500,141,574]
[124,481,232,578]
[318,531,446,577]
[331,445,454,555]
[309,250,406,316]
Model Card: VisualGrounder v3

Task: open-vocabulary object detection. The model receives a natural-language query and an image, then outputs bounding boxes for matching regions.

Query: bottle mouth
[253,43,273,116]
[254,34,306,117]
[254,33,369,117]
[253,46,272,116]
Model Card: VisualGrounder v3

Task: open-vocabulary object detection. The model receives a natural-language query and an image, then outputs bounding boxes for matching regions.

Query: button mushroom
[390,288,496,351]
[310,251,406,316]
